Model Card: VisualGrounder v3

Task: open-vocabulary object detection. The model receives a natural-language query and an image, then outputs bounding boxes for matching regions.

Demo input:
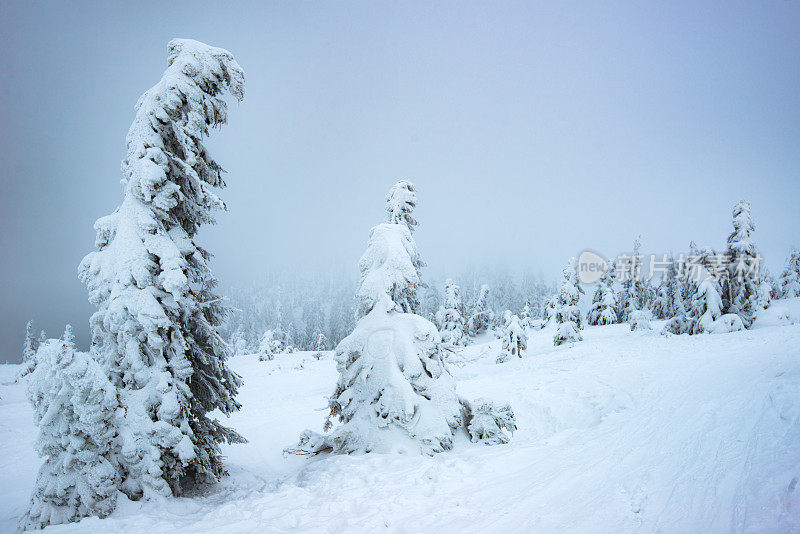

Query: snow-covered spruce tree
[587,270,618,326]
[77,39,245,499]
[617,236,644,322]
[780,249,800,298]
[230,328,248,355]
[19,339,119,531]
[302,306,324,350]
[62,324,75,345]
[296,182,514,454]
[651,284,670,320]
[543,295,557,324]
[467,284,491,336]
[440,279,467,347]
[662,253,692,335]
[724,201,760,327]
[497,314,527,363]
[519,302,532,329]
[554,258,584,346]
[465,400,517,445]
[315,331,327,352]
[313,332,327,359]
[651,257,677,321]
[258,330,276,361]
[689,276,725,334]
[757,270,773,310]
[16,320,39,382]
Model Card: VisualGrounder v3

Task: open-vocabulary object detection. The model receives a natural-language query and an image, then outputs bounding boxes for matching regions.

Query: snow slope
[2,299,800,533]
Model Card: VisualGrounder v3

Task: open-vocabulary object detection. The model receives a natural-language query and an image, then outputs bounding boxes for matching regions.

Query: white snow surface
[3,299,800,532]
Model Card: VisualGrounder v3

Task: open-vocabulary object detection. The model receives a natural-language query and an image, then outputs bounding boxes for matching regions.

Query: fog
[1,1,798,361]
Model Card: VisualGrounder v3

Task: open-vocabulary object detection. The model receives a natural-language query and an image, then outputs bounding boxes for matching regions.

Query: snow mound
[754,304,795,328]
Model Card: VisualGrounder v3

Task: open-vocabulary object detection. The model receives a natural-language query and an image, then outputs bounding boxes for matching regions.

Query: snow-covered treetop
[356,182,425,318]
[559,257,583,304]
[727,200,755,256]
[385,180,419,231]
[443,279,462,309]
[121,38,245,231]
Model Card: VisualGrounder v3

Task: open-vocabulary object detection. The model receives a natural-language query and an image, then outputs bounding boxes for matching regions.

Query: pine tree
[315,331,328,352]
[19,340,119,531]
[440,279,467,346]
[780,249,800,298]
[651,284,670,320]
[662,251,694,335]
[682,247,725,334]
[259,330,276,361]
[664,257,683,318]
[16,320,39,381]
[617,236,644,322]
[497,314,527,363]
[466,284,491,336]
[297,181,463,455]
[230,328,248,355]
[313,332,327,359]
[77,39,246,499]
[420,284,442,323]
[757,270,774,310]
[724,200,760,327]
[303,306,325,350]
[689,277,724,334]
[543,295,557,323]
[519,302,532,329]
[61,324,75,346]
[554,258,584,345]
[587,270,617,326]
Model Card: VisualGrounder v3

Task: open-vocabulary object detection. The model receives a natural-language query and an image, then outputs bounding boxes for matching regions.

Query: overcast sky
[1,1,798,361]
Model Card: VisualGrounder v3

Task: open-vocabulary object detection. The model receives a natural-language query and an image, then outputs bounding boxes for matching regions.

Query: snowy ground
[2,300,800,533]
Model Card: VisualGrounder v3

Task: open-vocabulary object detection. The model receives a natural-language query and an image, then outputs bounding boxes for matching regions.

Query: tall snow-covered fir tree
[757,270,774,310]
[77,39,246,498]
[294,182,516,453]
[780,249,800,298]
[724,200,760,327]
[16,320,39,381]
[663,247,698,335]
[497,314,527,363]
[617,235,644,322]
[297,181,464,455]
[61,324,75,345]
[519,302,532,329]
[467,284,491,336]
[355,180,424,318]
[258,330,276,361]
[19,339,120,531]
[554,258,584,346]
[587,269,617,326]
[440,279,467,346]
